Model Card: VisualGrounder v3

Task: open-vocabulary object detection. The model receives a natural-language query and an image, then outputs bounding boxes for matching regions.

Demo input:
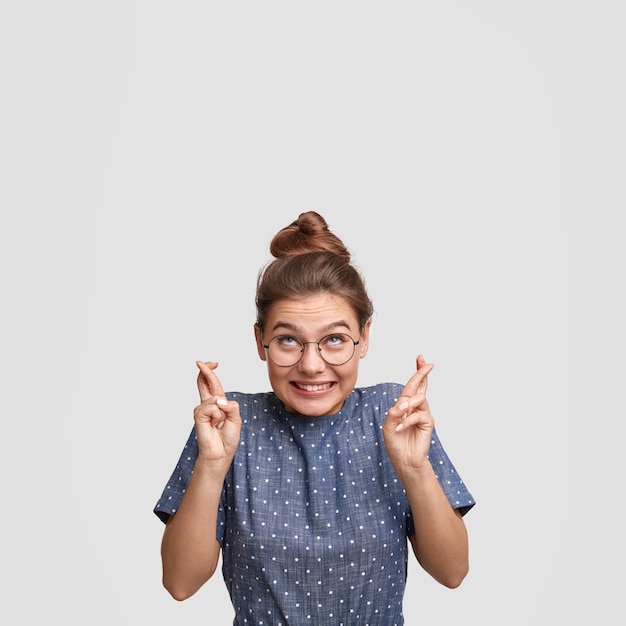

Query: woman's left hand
[382,355,435,471]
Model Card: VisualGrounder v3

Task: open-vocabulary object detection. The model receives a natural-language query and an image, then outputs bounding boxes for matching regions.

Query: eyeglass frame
[262,333,361,367]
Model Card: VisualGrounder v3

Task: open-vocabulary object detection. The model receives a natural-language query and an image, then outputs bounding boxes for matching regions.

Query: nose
[297,341,326,373]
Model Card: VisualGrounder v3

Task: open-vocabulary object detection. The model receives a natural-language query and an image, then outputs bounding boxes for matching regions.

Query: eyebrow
[270,320,354,335]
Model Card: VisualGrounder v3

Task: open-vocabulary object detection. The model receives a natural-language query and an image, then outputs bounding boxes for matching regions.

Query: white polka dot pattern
[154,383,475,624]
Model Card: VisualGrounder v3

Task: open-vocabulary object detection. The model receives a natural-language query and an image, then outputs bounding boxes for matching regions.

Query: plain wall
[1,2,624,624]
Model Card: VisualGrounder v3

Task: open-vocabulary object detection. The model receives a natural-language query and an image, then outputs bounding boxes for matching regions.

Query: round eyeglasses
[263,333,360,367]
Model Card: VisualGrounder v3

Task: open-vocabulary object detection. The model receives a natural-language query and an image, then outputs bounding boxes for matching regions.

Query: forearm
[400,463,469,588]
[160,461,227,600]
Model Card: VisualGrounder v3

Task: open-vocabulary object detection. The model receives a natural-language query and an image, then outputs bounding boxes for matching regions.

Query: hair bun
[296,211,328,236]
[270,211,351,262]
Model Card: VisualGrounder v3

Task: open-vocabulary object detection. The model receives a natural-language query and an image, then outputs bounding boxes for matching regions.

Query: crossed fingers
[196,361,229,429]
[391,356,433,432]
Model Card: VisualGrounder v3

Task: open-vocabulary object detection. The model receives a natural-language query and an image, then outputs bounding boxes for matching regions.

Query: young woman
[154,211,475,624]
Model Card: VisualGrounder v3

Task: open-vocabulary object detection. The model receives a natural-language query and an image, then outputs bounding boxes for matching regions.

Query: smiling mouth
[292,382,334,392]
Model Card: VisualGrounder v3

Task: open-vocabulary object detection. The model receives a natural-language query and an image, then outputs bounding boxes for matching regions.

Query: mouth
[291,382,335,392]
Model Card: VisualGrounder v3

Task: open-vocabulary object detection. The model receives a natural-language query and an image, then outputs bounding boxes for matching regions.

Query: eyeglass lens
[267,333,357,366]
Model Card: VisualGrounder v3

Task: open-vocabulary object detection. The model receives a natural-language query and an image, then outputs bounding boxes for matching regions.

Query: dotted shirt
[154,383,475,625]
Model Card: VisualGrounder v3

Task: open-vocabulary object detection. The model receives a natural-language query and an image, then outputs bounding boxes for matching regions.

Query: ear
[254,324,267,361]
[358,320,371,359]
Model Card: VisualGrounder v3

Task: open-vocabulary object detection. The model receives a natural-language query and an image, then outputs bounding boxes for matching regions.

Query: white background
[1,2,624,624]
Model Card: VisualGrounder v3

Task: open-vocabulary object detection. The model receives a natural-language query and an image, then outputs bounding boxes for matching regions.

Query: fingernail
[217,421,225,429]
[398,401,408,411]
[395,423,404,432]
[401,412,408,421]
[216,398,227,407]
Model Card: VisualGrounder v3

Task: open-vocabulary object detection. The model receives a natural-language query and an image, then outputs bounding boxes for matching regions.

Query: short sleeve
[429,428,475,516]
[153,427,199,523]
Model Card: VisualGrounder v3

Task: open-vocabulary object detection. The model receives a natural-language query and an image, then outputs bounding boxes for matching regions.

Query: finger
[196,361,225,401]
[214,396,232,429]
[194,398,227,431]
[196,361,217,401]
[399,359,434,400]
[392,389,429,421]
[394,406,433,432]
[389,358,433,420]
[207,396,233,430]
[211,397,229,428]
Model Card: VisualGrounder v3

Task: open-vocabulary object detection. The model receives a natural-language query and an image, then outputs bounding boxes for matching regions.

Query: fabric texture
[154,382,475,625]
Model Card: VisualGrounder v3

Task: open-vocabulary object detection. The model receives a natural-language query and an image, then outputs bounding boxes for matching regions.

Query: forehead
[265,294,359,333]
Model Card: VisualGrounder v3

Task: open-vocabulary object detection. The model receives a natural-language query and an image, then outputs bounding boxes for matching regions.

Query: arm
[404,465,468,588]
[382,356,469,588]
[160,361,242,600]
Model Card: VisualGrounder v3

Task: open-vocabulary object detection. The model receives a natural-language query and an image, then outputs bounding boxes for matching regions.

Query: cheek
[337,362,360,387]
[266,362,288,385]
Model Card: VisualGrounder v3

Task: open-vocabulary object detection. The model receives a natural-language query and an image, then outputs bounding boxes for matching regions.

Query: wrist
[395,459,436,487]
[192,456,231,482]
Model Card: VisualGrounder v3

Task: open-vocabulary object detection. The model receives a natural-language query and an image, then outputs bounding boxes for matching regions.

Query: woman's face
[254,293,370,417]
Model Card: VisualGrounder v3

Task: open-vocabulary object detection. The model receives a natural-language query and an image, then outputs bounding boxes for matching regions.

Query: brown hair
[255,211,374,332]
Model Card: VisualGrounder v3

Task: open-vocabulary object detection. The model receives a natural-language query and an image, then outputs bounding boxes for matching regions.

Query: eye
[276,334,301,347]
[322,333,349,347]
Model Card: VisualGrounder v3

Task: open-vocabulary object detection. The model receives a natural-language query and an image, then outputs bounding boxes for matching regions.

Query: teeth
[297,383,331,392]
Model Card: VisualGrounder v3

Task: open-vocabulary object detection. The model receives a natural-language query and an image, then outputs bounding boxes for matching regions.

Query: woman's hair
[255,211,374,333]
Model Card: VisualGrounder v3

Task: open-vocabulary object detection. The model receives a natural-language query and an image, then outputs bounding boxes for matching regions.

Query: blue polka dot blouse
[154,383,475,624]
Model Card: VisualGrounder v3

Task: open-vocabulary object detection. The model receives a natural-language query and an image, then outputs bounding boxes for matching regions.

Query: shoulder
[353,382,404,404]
[347,382,404,422]
[224,390,281,412]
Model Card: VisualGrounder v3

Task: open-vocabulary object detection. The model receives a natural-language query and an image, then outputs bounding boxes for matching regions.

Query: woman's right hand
[161,361,240,599]
[194,361,242,464]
